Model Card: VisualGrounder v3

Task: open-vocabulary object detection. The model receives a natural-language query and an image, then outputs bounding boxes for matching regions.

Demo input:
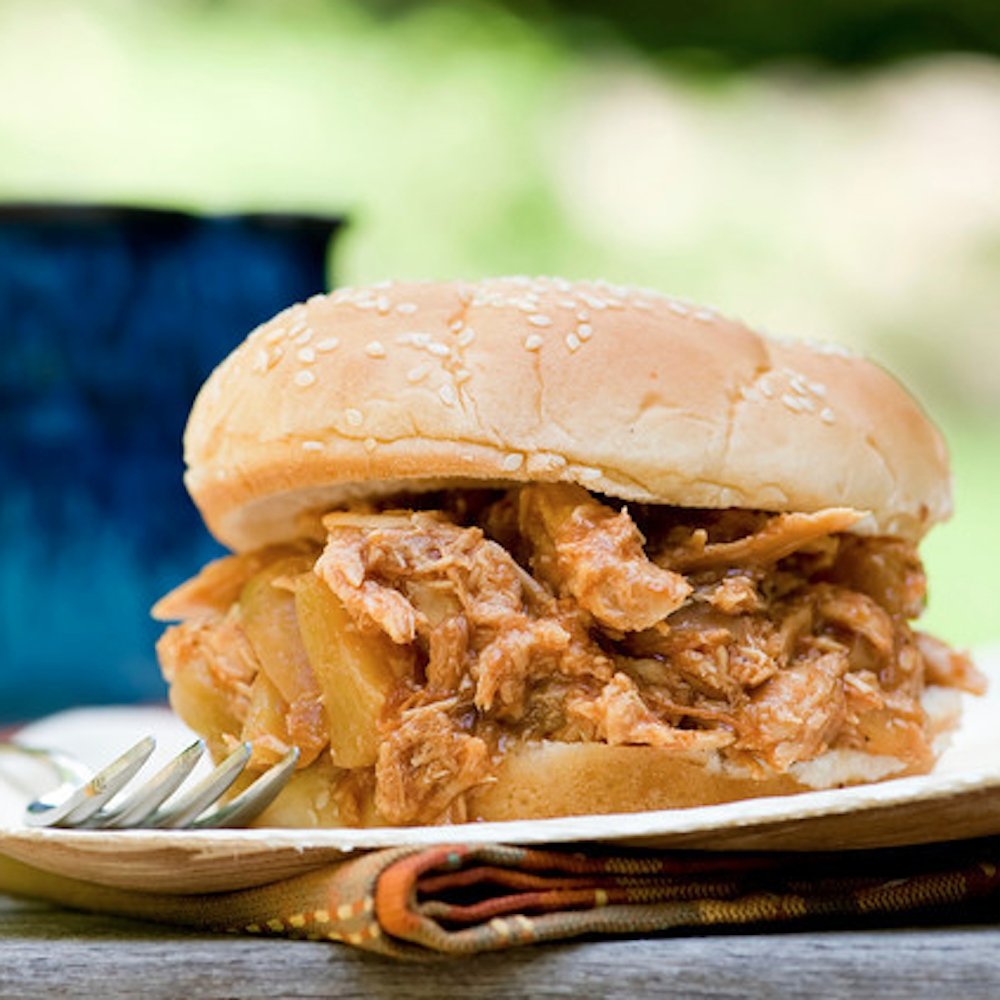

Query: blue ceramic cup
[0,205,342,722]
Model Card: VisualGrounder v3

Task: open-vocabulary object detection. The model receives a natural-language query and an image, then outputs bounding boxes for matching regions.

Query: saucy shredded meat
[156,484,984,826]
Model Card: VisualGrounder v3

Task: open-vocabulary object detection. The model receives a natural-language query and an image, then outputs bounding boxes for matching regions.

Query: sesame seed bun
[184,276,951,551]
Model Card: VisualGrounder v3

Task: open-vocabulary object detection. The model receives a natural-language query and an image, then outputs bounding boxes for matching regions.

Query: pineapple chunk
[241,670,294,767]
[158,628,244,763]
[240,556,327,766]
[293,571,411,768]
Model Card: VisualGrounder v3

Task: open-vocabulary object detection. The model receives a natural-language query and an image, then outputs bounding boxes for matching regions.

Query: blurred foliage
[0,0,997,647]
[378,0,1000,68]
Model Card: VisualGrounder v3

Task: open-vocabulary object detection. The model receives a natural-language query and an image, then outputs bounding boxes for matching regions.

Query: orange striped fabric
[2,839,999,959]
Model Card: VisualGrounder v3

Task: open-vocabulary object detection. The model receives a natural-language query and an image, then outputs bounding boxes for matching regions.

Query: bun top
[184,276,951,551]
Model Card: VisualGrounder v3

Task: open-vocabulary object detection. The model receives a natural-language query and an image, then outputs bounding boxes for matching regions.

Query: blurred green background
[1,0,998,647]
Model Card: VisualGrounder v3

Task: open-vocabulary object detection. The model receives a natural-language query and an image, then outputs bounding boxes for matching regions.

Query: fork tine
[147,743,252,829]
[25,737,157,828]
[191,746,300,829]
[88,740,206,830]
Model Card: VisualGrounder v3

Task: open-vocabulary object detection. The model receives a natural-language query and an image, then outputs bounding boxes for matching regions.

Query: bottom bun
[471,746,858,821]
[250,687,960,828]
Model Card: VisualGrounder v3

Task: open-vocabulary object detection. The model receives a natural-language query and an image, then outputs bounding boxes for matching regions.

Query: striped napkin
[2,838,998,959]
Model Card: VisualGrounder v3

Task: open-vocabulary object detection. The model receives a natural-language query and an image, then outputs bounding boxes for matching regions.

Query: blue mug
[0,205,342,722]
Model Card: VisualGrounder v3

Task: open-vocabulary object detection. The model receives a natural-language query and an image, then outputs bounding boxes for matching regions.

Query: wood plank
[3,895,1000,999]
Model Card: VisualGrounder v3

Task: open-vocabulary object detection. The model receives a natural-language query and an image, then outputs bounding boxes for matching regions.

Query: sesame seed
[267,346,284,369]
[457,329,475,347]
[376,296,391,314]
[579,466,602,481]
[577,309,590,322]
[294,328,314,346]
[265,327,287,345]
[557,298,578,309]
[252,349,268,373]
[528,314,553,327]
[307,293,326,307]
[428,342,450,358]
[450,319,465,332]
[808,380,828,397]
[294,370,316,388]
[759,382,775,399]
[346,408,364,427]
[439,383,458,406]
[455,368,471,384]
[365,341,387,358]
[302,440,324,452]
[524,334,544,351]
[316,337,339,352]
[821,407,836,424]
[363,437,377,452]
[396,302,418,315]
[693,309,716,321]
[812,341,855,358]
[502,453,524,471]
[781,393,806,412]
[667,302,689,316]
[550,454,568,468]
[397,331,431,348]
[566,333,581,351]
[406,363,431,383]
[633,299,653,310]
[577,323,593,341]
[297,346,316,363]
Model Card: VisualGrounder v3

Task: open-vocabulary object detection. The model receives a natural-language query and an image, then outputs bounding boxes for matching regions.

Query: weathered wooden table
[3,894,1000,999]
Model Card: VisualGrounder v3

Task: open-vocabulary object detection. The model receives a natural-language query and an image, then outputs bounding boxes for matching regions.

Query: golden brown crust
[183,278,951,552]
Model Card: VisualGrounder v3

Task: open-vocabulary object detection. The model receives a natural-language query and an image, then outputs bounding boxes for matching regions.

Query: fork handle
[0,741,94,786]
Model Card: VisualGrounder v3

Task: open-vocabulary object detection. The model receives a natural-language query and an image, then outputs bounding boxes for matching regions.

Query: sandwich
[153,276,983,827]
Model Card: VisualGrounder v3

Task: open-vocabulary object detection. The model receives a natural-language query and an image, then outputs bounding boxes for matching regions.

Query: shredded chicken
[704,574,763,615]
[375,699,491,824]
[518,484,691,631]
[568,672,735,751]
[735,651,848,770]
[158,611,256,717]
[917,632,986,695]
[317,510,613,728]
[156,484,981,825]
[658,508,865,573]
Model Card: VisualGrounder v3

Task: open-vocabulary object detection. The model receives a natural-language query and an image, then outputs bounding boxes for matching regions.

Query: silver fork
[0,738,298,830]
